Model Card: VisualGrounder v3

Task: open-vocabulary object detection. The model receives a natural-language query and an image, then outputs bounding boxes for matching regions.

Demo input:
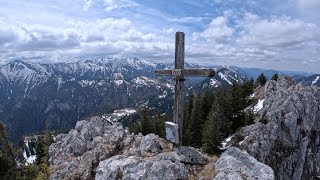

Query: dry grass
[188,154,219,180]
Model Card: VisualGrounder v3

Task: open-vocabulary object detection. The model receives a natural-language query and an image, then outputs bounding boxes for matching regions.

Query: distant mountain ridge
[0,58,175,141]
[0,58,318,142]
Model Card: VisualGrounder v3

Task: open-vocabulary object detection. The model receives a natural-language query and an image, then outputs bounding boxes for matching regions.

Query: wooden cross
[155,32,215,146]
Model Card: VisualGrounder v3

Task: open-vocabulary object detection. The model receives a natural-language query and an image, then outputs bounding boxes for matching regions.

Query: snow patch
[220,135,234,149]
[114,80,123,86]
[23,141,37,165]
[132,76,156,86]
[102,108,137,123]
[210,79,220,87]
[312,76,320,85]
[158,91,168,99]
[218,72,233,85]
[239,136,248,146]
[253,99,265,113]
[78,80,95,87]
[23,151,36,165]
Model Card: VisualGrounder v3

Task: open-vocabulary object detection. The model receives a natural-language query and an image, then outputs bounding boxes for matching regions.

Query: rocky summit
[214,147,274,180]
[238,77,320,180]
[48,114,209,180]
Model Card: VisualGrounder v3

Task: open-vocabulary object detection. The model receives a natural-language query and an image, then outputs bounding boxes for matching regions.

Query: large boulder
[49,117,126,180]
[49,114,208,180]
[95,155,188,180]
[214,147,274,180]
[239,77,320,180]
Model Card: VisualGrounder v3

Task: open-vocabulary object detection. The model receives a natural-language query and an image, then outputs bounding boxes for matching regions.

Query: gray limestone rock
[213,147,274,180]
[49,114,208,180]
[95,155,188,180]
[239,77,320,180]
[49,116,126,180]
[139,133,162,156]
[175,146,209,165]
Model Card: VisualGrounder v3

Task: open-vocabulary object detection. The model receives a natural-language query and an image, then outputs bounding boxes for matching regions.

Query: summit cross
[155,32,215,146]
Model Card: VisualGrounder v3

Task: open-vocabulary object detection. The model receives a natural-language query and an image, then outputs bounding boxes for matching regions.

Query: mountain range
[0,58,318,142]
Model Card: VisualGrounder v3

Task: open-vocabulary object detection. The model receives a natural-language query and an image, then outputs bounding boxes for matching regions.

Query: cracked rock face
[214,147,274,180]
[49,115,208,180]
[240,77,320,180]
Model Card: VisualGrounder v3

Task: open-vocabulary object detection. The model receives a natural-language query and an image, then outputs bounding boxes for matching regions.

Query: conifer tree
[188,96,204,148]
[256,73,267,86]
[140,108,152,135]
[0,122,16,180]
[271,73,279,81]
[153,112,165,138]
[201,109,223,155]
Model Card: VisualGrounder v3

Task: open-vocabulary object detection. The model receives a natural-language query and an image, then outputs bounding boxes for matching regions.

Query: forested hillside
[129,75,264,155]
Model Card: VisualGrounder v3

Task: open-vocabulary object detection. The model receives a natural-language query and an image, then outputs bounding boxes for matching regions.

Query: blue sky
[0,0,319,72]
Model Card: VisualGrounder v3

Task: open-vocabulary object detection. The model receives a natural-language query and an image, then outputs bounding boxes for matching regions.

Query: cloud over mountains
[0,0,319,72]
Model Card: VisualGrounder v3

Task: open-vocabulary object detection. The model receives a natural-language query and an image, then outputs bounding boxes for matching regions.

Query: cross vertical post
[155,31,215,146]
[174,32,185,146]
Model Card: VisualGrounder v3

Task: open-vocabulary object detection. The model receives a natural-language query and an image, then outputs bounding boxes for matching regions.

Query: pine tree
[35,141,45,165]
[0,122,16,180]
[153,112,165,138]
[140,108,152,135]
[256,73,267,86]
[201,109,223,155]
[271,73,279,81]
[188,95,204,148]
[242,78,254,99]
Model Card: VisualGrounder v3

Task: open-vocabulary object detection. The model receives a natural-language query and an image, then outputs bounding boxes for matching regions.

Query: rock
[175,146,209,165]
[49,116,126,180]
[239,77,320,180]
[139,134,162,156]
[95,155,188,180]
[49,114,209,180]
[214,147,274,180]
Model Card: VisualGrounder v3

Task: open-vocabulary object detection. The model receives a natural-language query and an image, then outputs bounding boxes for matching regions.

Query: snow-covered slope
[0,58,176,142]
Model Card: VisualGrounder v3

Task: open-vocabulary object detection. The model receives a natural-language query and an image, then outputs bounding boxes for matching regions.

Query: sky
[0,0,319,72]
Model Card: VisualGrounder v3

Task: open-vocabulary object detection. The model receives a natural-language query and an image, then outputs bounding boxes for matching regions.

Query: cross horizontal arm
[184,69,215,77]
[155,68,215,77]
[155,69,173,76]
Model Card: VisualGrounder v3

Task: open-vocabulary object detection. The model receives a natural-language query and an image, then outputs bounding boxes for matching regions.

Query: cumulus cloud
[193,16,234,43]
[0,0,320,72]
[0,16,173,63]
[236,13,319,48]
[187,11,320,72]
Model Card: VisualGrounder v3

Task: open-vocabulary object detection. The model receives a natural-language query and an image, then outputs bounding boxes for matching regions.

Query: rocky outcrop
[49,115,208,180]
[214,147,274,180]
[239,77,320,180]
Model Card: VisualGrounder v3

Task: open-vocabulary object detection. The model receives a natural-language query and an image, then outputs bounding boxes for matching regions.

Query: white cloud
[236,13,319,49]
[169,16,204,23]
[0,17,174,63]
[193,16,234,43]
[103,0,139,11]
